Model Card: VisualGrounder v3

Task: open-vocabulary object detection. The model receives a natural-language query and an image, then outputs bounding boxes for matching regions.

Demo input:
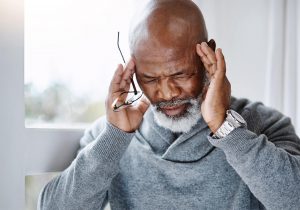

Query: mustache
[154,98,193,108]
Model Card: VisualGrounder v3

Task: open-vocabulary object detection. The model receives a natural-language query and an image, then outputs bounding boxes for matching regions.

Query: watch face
[230,110,246,124]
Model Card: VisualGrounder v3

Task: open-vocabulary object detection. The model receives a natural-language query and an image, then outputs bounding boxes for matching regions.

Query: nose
[156,78,181,101]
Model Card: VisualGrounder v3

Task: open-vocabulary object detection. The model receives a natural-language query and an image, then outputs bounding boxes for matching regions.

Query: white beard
[151,97,201,133]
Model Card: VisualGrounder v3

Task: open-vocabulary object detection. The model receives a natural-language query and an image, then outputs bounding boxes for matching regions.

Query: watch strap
[212,110,246,139]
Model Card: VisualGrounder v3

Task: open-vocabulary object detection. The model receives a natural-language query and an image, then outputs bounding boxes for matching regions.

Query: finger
[122,81,131,92]
[197,49,213,74]
[109,64,124,94]
[197,43,219,78]
[200,42,217,64]
[111,91,128,111]
[216,48,226,74]
[123,59,135,79]
[120,59,135,89]
[203,63,212,74]
[119,75,133,90]
[196,44,215,80]
[200,56,212,67]
[196,44,204,57]
[196,44,206,60]
[196,44,210,64]
[136,96,150,114]
[214,48,226,81]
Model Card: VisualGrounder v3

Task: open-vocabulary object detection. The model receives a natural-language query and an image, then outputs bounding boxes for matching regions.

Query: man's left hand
[196,40,231,133]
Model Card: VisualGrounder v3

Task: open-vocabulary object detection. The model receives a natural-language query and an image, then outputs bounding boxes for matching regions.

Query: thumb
[136,96,150,114]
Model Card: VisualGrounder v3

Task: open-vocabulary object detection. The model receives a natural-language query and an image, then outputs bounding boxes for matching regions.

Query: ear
[207,39,216,51]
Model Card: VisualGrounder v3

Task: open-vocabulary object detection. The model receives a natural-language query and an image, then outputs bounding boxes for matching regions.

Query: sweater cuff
[92,121,135,162]
[208,127,258,155]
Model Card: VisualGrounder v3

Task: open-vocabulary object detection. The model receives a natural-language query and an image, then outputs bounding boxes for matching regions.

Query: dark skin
[134,45,204,105]
[106,0,230,133]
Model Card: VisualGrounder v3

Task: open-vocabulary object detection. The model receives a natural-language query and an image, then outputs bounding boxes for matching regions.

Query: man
[38,0,300,209]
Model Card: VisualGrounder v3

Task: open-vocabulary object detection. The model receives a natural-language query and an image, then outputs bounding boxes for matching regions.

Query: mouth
[159,103,188,117]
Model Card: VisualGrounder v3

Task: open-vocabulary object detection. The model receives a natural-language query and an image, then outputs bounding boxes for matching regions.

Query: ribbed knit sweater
[38,98,300,210]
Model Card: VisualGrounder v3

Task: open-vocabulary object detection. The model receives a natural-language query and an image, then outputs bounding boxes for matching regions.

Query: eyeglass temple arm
[117,32,138,95]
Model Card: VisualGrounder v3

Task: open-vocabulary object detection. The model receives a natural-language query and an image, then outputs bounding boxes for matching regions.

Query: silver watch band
[212,110,246,139]
[213,120,235,138]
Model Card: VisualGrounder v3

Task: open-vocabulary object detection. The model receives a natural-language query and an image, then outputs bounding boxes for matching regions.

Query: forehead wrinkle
[136,44,195,63]
[138,51,184,64]
[138,57,196,78]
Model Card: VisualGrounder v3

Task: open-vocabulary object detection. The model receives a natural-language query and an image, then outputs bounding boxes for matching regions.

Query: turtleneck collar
[135,108,215,162]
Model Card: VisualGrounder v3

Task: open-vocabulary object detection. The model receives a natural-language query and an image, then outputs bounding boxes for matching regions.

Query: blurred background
[24,0,300,133]
[1,0,299,209]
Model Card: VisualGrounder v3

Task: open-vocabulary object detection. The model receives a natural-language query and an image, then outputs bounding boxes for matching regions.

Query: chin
[151,98,201,133]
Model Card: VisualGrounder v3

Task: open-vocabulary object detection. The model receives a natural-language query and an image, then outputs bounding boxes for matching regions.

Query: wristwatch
[212,110,247,139]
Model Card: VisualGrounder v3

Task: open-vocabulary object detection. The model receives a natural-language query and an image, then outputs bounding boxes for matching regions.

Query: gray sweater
[38,98,300,210]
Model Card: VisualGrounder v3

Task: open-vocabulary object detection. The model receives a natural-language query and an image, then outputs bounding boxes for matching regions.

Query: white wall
[196,0,269,103]
[0,0,25,209]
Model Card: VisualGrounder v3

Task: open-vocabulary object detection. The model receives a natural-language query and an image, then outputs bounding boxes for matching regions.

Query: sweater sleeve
[208,104,300,210]
[38,119,134,210]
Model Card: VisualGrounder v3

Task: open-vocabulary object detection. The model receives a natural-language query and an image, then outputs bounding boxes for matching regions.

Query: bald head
[129,0,208,56]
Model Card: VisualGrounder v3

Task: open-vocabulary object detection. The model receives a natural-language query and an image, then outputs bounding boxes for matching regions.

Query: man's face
[134,42,205,132]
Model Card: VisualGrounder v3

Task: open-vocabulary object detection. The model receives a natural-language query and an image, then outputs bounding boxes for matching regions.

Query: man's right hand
[105,59,150,133]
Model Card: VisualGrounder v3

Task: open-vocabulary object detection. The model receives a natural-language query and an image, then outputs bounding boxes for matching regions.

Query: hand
[196,40,231,133]
[106,59,150,132]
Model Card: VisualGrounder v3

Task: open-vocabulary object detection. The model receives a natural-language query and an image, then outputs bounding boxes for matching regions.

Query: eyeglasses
[112,32,143,111]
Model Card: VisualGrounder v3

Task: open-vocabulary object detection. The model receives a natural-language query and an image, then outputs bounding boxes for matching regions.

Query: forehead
[134,43,198,75]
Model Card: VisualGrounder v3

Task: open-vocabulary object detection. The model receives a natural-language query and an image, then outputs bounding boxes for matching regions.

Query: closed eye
[144,78,157,83]
[141,71,194,84]
[142,76,158,83]
[172,73,193,80]
[172,74,186,79]
[170,72,184,77]
[170,71,194,79]
[141,74,158,83]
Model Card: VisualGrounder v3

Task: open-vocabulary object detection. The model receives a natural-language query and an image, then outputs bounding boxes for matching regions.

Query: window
[24,1,143,209]
[25,0,139,128]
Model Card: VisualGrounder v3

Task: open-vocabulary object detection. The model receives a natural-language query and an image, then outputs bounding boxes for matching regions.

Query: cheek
[180,79,203,97]
[139,83,156,103]
[188,77,204,96]
[136,77,155,102]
